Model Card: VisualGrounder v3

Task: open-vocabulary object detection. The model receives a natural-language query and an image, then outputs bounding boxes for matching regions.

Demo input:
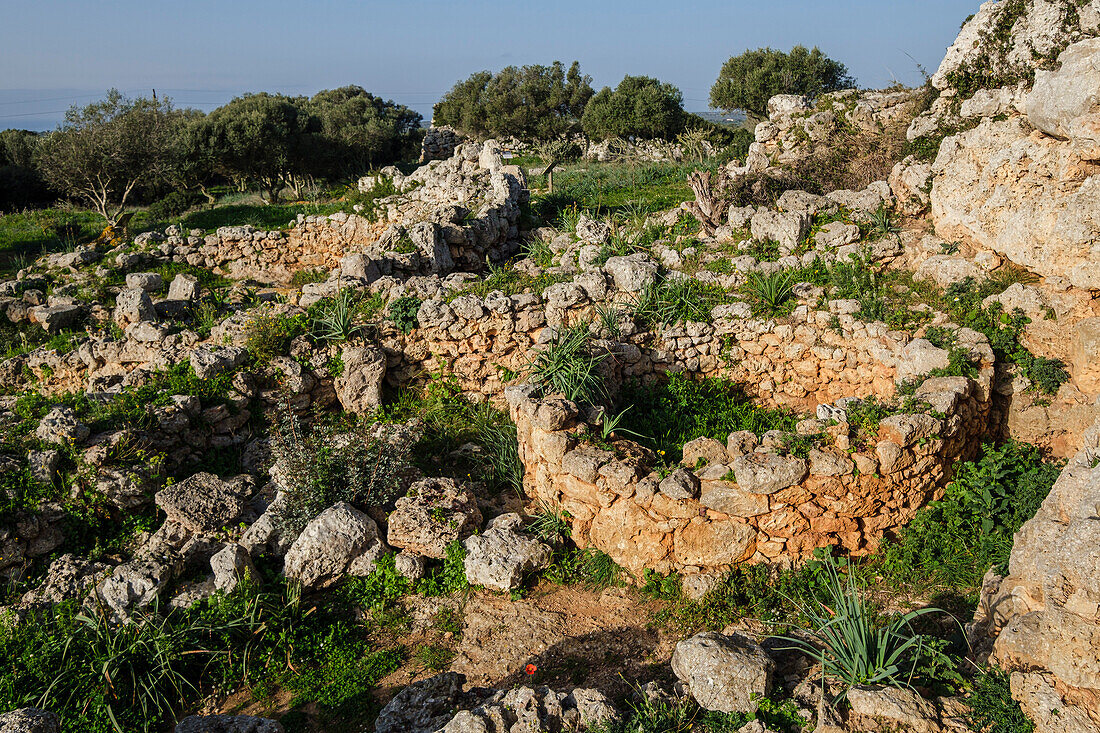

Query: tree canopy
[307,86,422,177]
[35,89,178,224]
[433,61,593,141]
[581,75,686,141]
[710,46,855,117]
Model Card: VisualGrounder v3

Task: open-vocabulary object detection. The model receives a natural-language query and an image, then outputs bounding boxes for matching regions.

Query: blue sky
[1,0,977,130]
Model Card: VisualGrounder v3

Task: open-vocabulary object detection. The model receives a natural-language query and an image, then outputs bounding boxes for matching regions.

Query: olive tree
[35,90,177,224]
[710,46,854,118]
[433,61,593,140]
[308,86,422,177]
[201,93,317,204]
[581,75,686,141]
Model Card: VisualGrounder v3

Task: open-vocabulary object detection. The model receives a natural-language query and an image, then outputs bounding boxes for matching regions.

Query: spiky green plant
[527,323,608,405]
[778,557,946,698]
[312,288,360,342]
[744,270,794,314]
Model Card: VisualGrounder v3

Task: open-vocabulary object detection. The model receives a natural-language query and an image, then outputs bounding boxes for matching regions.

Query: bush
[710,46,855,117]
[743,270,795,316]
[244,310,307,364]
[433,61,593,141]
[270,410,411,536]
[967,668,1034,733]
[878,441,1062,589]
[616,373,796,461]
[581,75,686,141]
[632,277,735,327]
[146,190,203,221]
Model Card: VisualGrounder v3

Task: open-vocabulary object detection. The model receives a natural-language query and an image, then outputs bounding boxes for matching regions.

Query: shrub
[581,75,686,141]
[710,46,854,117]
[433,61,593,141]
[778,556,948,697]
[270,409,411,536]
[307,85,422,177]
[633,277,734,327]
[244,310,307,364]
[967,669,1034,733]
[290,268,329,288]
[388,295,421,334]
[311,288,360,342]
[878,441,1061,589]
[528,324,608,405]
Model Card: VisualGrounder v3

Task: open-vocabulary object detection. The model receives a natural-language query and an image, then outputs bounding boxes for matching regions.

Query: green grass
[532,160,701,223]
[616,372,797,462]
[176,202,342,233]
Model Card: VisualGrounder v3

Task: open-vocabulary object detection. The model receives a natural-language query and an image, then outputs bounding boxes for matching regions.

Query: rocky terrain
[1,2,1099,732]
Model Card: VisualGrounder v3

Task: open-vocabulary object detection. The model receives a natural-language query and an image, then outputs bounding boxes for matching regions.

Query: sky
[0,0,978,130]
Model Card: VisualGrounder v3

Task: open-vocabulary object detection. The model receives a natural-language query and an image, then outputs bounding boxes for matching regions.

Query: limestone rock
[283,502,387,588]
[190,346,248,381]
[659,468,700,500]
[463,513,552,592]
[35,406,89,445]
[154,472,248,534]
[731,453,808,495]
[125,272,164,291]
[28,304,82,334]
[1027,38,1100,147]
[210,543,257,593]
[896,338,950,384]
[889,155,933,216]
[167,273,200,301]
[375,671,465,733]
[334,345,386,415]
[913,255,983,287]
[387,477,482,559]
[603,253,659,292]
[114,287,156,327]
[0,709,60,733]
[750,209,810,253]
[671,631,774,713]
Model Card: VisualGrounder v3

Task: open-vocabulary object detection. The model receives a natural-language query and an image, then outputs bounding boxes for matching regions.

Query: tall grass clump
[528,323,608,405]
[633,277,734,328]
[312,288,360,342]
[743,270,794,316]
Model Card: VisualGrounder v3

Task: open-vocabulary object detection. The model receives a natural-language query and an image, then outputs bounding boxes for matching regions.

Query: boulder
[671,631,774,713]
[29,304,81,334]
[603,254,659,292]
[125,272,164,291]
[914,255,983,287]
[113,287,156,327]
[814,221,860,249]
[575,214,611,245]
[895,338,950,384]
[750,209,810,252]
[659,468,700,500]
[375,671,465,733]
[210,543,257,593]
[463,513,552,592]
[174,715,284,733]
[388,478,482,559]
[189,346,248,381]
[334,345,386,415]
[437,685,618,733]
[1027,38,1100,147]
[35,406,89,445]
[0,709,60,733]
[731,453,808,495]
[154,472,249,534]
[283,502,388,588]
[846,686,963,733]
[167,273,200,301]
[888,155,933,216]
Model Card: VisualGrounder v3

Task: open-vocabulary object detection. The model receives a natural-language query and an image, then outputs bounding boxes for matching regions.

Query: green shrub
[528,324,608,405]
[633,277,735,327]
[743,270,795,316]
[417,540,470,596]
[311,288,360,342]
[582,75,686,141]
[710,46,854,117]
[616,373,796,461]
[290,268,329,288]
[270,410,410,536]
[546,548,624,590]
[878,441,1062,589]
[244,310,307,364]
[388,295,421,334]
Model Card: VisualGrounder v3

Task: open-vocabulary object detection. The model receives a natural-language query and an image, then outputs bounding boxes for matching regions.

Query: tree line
[0,87,422,223]
[0,46,852,224]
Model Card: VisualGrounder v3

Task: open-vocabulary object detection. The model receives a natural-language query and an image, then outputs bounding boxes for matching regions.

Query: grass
[532,160,702,223]
[632,277,737,328]
[528,323,608,405]
[615,373,797,462]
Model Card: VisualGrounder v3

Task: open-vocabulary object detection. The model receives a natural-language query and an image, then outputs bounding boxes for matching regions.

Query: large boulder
[387,477,482,559]
[981,418,1100,733]
[730,453,808,495]
[931,116,1100,290]
[671,631,775,713]
[334,345,386,415]
[283,502,388,588]
[1028,38,1100,148]
[113,287,156,327]
[603,254,659,292]
[154,472,249,534]
[35,406,89,445]
[750,209,810,253]
[463,513,552,592]
[189,346,248,381]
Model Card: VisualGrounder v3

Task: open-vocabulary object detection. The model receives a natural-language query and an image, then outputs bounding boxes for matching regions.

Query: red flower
[524,664,537,675]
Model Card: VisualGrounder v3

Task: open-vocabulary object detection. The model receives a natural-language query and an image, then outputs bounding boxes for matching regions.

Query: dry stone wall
[506,369,990,579]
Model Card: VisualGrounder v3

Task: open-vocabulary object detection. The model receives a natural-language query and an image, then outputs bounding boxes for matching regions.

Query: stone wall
[505,369,990,580]
[381,281,993,413]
